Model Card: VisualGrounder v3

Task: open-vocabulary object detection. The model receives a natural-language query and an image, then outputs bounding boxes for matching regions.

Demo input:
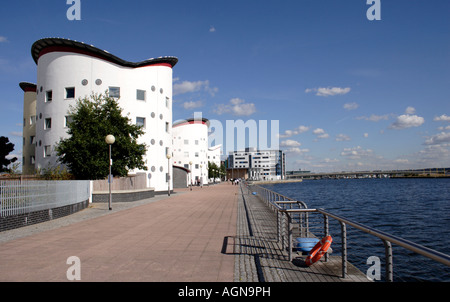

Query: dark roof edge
[19,82,37,92]
[173,117,210,128]
[31,38,178,68]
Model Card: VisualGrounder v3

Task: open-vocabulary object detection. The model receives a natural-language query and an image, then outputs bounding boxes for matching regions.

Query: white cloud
[305,87,351,97]
[278,125,309,138]
[405,106,416,114]
[213,98,256,116]
[285,147,310,155]
[437,125,450,131]
[364,133,369,138]
[434,114,450,122]
[280,139,301,147]
[389,114,425,130]
[0,36,8,43]
[9,131,22,137]
[173,79,218,96]
[312,128,329,139]
[343,102,359,110]
[340,146,373,159]
[209,26,216,32]
[424,132,450,145]
[182,100,203,110]
[356,114,390,122]
[335,134,351,141]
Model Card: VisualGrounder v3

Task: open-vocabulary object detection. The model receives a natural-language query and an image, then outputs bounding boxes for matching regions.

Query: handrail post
[382,239,393,282]
[340,221,347,278]
[323,214,329,262]
[288,213,293,261]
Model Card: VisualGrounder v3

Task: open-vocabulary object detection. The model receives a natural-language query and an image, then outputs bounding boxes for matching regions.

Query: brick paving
[0,184,237,282]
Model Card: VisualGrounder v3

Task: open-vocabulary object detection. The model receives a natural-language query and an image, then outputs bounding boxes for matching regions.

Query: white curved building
[19,82,37,175]
[31,38,177,192]
[172,118,209,186]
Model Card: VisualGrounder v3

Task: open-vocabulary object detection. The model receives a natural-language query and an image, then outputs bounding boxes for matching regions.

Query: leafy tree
[0,136,18,172]
[56,93,147,180]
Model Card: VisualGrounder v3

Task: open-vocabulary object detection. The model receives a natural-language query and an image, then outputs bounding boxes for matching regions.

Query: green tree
[0,136,18,172]
[56,93,147,180]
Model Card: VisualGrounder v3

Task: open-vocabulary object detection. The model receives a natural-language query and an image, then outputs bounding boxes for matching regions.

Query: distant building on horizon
[227,147,285,181]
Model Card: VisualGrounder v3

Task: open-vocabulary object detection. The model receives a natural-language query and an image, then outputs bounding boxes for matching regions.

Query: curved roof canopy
[31,38,178,68]
[19,82,37,92]
[173,117,210,128]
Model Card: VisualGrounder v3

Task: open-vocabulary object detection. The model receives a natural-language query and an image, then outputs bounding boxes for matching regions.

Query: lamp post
[166,153,171,196]
[189,161,193,191]
[105,134,115,210]
[200,164,203,188]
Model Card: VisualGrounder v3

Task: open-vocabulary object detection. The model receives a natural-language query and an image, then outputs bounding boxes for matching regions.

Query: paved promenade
[0,184,237,282]
[0,182,369,282]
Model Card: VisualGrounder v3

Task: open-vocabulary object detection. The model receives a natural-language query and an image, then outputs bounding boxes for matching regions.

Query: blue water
[262,178,450,282]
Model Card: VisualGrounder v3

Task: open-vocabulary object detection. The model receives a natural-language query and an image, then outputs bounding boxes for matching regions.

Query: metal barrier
[245,182,450,282]
[0,179,91,217]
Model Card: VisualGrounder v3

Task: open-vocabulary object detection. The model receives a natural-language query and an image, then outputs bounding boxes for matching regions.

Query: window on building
[165,122,169,133]
[184,151,189,157]
[30,156,35,165]
[109,86,120,98]
[195,164,199,169]
[184,164,189,169]
[30,136,35,144]
[30,115,36,125]
[137,89,146,101]
[165,97,170,108]
[195,152,199,157]
[184,139,189,145]
[65,87,75,99]
[195,140,199,145]
[44,145,51,157]
[46,90,52,102]
[44,118,51,129]
[65,116,73,128]
[136,117,146,128]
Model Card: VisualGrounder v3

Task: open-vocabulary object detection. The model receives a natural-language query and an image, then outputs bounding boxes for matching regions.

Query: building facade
[29,38,177,192]
[228,147,285,181]
[20,82,37,175]
[172,118,210,185]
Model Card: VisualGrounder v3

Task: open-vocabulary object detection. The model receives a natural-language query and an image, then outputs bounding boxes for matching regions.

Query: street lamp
[200,164,203,188]
[189,161,193,191]
[105,134,115,210]
[166,153,171,196]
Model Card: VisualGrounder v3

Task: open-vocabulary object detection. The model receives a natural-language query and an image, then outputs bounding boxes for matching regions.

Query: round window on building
[151,86,156,92]
[151,166,156,172]
[82,79,88,86]
[159,140,163,146]
[151,112,155,118]
[160,166,163,172]
[159,114,163,120]
[160,88,163,94]
[95,79,102,85]
[151,139,155,145]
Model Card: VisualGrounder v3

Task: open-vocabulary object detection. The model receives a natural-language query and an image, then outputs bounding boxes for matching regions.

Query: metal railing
[0,179,91,217]
[246,182,450,282]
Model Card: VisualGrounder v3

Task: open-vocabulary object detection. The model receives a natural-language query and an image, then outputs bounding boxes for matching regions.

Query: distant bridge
[286,168,450,179]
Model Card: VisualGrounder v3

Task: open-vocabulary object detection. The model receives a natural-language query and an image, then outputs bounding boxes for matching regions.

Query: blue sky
[1,0,449,172]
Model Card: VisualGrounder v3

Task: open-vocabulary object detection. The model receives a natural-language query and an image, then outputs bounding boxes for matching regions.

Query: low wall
[92,173,147,191]
[92,189,155,203]
[0,199,89,232]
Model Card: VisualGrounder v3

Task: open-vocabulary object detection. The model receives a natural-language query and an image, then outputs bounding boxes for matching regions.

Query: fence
[247,182,450,282]
[0,179,91,218]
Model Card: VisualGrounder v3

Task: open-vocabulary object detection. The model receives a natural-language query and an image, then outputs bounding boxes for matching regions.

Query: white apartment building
[172,118,209,185]
[19,82,37,175]
[228,147,285,181]
[28,38,177,192]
